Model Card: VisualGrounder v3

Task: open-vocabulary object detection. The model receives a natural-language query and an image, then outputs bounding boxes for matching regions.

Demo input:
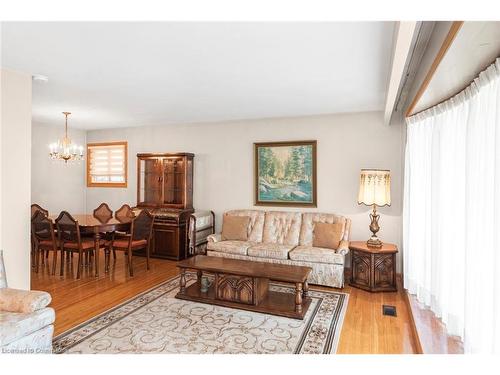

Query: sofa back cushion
[262,211,302,246]
[221,216,250,241]
[224,210,265,242]
[299,213,350,246]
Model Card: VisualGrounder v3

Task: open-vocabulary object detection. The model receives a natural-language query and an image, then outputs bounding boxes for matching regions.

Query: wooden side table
[349,241,398,292]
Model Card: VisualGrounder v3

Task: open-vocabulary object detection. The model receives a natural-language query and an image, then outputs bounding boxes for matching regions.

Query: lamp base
[367,236,383,248]
[367,204,383,248]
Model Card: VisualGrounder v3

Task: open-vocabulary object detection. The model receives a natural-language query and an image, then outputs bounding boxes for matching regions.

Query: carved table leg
[302,280,309,298]
[197,270,202,283]
[180,269,187,294]
[295,283,303,313]
[105,247,110,273]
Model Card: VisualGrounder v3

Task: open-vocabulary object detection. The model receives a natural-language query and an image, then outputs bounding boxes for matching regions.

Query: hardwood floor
[31,254,418,354]
[32,254,179,336]
[336,275,416,354]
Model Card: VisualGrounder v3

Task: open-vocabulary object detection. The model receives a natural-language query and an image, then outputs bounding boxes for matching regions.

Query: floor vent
[382,305,397,317]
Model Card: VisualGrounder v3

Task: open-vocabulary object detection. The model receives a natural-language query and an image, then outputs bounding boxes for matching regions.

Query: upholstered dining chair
[55,211,106,279]
[93,202,113,221]
[111,204,136,260]
[91,202,115,256]
[31,211,59,275]
[30,204,50,268]
[107,210,154,276]
[115,204,135,221]
[31,204,49,218]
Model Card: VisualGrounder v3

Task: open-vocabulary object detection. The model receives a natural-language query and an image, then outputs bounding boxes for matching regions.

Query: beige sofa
[207,210,351,288]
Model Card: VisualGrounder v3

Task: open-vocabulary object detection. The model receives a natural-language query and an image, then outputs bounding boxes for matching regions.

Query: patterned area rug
[53,273,348,354]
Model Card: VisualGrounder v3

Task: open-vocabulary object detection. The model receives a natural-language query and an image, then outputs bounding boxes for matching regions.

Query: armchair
[0,288,55,353]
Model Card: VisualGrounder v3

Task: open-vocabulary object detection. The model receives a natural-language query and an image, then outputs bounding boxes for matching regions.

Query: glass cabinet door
[162,157,185,206]
[138,158,162,206]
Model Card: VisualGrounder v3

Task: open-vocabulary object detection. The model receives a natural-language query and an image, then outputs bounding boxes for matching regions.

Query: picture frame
[254,140,317,207]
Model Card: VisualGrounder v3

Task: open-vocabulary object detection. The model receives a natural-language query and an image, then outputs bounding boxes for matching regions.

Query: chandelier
[49,112,83,163]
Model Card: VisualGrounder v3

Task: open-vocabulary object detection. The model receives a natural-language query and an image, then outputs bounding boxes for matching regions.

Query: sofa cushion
[289,245,344,265]
[0,307,55,346]
[247,243,296,260]
[221,215,249,241]
[313,222,344,249]
[224,210,265,242]
[299,213,348,246]
[262,211,302,246]
[206,240,254,256]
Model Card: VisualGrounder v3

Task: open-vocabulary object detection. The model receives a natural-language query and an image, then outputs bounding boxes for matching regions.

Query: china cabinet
[136,153,194,260]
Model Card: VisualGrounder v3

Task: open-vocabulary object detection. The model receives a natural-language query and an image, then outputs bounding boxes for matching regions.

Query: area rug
[53,273,348,354]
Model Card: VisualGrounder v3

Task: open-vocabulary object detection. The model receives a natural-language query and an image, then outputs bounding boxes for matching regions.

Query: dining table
[49,214,133,277]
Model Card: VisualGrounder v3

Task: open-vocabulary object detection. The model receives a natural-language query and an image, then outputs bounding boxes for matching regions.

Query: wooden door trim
[405,21,464,117]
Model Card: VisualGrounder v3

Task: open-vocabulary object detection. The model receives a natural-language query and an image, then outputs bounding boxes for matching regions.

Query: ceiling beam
[383,21,418,126]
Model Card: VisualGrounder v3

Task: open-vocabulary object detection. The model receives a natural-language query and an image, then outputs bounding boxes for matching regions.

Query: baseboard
[403,288,463,354]
[403,289,424,354]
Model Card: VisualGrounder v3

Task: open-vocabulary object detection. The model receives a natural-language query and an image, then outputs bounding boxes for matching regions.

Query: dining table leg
[94,231,100,277]
[105,247,110,273]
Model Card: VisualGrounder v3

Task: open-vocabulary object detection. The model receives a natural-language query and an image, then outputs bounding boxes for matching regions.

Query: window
[404,58,500,353]
[87,142,127,187]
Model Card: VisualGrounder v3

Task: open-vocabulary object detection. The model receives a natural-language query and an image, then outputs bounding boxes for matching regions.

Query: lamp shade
[357,169,391,206]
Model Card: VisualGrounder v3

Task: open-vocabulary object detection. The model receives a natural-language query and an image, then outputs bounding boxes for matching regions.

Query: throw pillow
[313,222,344,249]
[221,215,250,241]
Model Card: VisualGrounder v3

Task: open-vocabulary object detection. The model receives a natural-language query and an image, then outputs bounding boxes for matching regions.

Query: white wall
[31,122,86,214]
[1,68,32,290]
[86,111,406,271]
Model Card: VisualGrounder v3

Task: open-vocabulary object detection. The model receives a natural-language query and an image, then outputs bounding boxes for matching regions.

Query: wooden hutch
[136,153,194,260]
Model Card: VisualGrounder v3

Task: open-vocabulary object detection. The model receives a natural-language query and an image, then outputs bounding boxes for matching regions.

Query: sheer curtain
[404,58,500,353]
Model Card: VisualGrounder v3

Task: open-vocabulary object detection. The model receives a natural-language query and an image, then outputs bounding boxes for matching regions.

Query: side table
[349,241,398,292]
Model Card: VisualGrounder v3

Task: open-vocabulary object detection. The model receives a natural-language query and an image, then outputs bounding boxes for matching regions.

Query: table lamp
[357,169,391,248]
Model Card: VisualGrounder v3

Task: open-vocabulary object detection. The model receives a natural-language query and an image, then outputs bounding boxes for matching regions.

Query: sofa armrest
[336,240,350,256]
[207,233,221,243]
[0,288,52,314]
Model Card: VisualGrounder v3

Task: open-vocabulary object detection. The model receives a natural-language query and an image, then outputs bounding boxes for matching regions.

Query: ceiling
[1,22,395,130]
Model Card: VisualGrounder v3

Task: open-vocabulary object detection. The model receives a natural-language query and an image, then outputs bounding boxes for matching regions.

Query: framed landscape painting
[254,140,317,207]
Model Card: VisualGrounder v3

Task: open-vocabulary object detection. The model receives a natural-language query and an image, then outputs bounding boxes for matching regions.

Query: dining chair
[111,204,136,260]
[31,210,59,275]
[91,202,114,257]
[31,204,49,218]
[93,202,113,220]
[115,204,135,221]
[107,210,154,276]
[55,211,106,279]
[30,204,50,268]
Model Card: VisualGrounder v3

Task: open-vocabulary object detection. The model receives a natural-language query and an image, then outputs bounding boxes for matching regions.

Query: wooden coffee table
[175,255,312,319]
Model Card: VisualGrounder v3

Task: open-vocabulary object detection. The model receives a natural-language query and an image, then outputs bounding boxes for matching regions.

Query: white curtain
[404,58,500,353]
